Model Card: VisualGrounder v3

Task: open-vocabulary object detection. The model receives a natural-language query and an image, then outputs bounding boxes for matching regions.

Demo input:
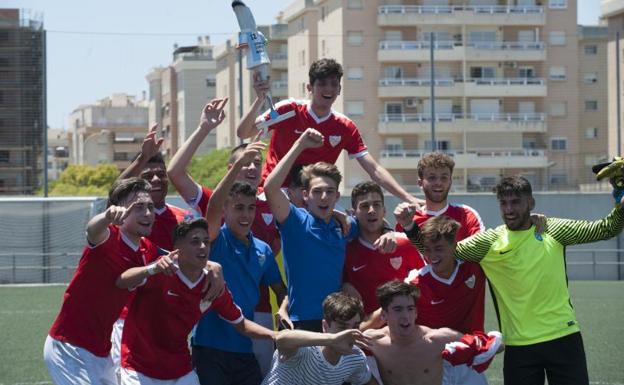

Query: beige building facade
[602,0,624,162]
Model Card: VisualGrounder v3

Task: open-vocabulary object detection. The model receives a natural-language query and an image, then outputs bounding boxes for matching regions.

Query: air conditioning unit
[404,98,418,108]
[504,61,518,69]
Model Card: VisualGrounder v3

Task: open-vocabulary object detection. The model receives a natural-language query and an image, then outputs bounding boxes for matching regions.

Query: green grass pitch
[0,281,622,385]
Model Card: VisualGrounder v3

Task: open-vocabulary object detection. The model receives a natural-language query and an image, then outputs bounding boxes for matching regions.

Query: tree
[184,148,231,190]
[47,164,119,196]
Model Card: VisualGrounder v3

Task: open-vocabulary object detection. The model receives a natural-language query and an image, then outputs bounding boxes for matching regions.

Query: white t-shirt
[262,345,371,385]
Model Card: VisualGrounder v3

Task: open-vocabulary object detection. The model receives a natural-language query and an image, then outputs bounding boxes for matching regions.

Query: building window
[583,72,598,84]
[346,101,365,116]
[384,66,403,79]
[584,45,598,55]
[0,150,8,163]
[549,0,567,8]
[348,0,364,9]
[113,152,131,161]
[550,138,567,151]
[585,100,598,111]
[549,31,566,46]
[549,102,566,117]
[347,31,364,46]
[425,140,450,151]
[549,66,567,81]
[550,173,567,186]
[347,67,364,80]
[206,77,216,87]
[585,127,598,139]
[299,50,306,67]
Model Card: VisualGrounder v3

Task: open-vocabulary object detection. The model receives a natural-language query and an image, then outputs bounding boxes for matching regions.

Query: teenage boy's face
[223,193,256,238]
[499,193,534,231]
[121,191,155,237]
[176,227,210,271]
[308,75,341,110]
[140,163,168,209]
[418,166,452,205]
[230,152,263,189]
[324,314,362,334]
[287,185,305,208]
[354,192,385,234]
[422,238,456,278]
[303,176,339,221]
[382,295,417,338]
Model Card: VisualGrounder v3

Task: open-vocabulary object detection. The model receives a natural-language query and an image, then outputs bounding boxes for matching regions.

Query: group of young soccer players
[43,58,624,385]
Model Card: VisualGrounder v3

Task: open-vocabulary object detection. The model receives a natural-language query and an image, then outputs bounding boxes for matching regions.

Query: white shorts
[44,335,117,385]
[251,311,275,377]
[120,367,200,385]
[442,360,488,385]
[111,318,125,383]
[367,355,384,385]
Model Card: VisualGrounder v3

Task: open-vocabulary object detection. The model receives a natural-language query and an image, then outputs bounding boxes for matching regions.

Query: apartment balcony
[378,5,545,26]
[378,77,462,98]
[378,113,546,134]
[271,52,288,70]
[271,80,288,97]
[379,148,549,169]
[378,40,462,62]
[464,77,546,97]
[466,41,546,61]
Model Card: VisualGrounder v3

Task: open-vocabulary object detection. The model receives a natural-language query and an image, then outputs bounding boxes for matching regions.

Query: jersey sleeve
[277,203,308,230]
[256,99,297,132]
[186,184,212,217]
[462,205,485,236]
[546,208,624,246]
[399,236,426,270]
[346,216,360,241]
[261,248,283,286]
[346,348,373,385]
[344,121,368,159]
[211,286,244,324]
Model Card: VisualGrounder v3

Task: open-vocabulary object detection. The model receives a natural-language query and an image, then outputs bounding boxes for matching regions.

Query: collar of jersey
[221,224,254,250]
[120,230,140,251]
[357,237,377,250]
[154,205,168,215]
[424,203,450,217]
[428,259,463,285]
[175,268,205,289]
[306,101,333,124]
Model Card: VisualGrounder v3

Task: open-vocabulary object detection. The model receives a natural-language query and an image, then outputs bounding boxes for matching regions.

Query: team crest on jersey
[390,256,403,270]
[199,299,212,313]
[329,135,341,147]
[465,274,476,289]
[261,213,274,225]
[258,253,266,267]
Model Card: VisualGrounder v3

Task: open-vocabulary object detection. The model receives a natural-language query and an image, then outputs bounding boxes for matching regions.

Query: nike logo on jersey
[431,299,444,305]
[499,249,512,254]
[166,290,179,297]
[465,274,476,289]
[352,265,367,272]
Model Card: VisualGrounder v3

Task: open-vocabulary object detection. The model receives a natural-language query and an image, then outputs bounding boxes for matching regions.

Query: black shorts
[192,345,262,385]
[503,332,589,385]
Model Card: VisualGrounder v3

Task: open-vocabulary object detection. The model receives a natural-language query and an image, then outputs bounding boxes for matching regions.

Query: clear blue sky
[2,0,602,129]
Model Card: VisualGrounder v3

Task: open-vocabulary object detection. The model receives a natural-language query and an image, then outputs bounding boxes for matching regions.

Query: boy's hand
[374,231,397,254]
[199,98,228,132]
[236,140,266,167]
[253,71,270,100]
[105,203,136,226]
[153,250,179,276]
[202,261,225,301]
[530,213,547,235]
[297,128,324,149]
[330,329,372,355]
[394,202,417,230]
[140,124,164,161]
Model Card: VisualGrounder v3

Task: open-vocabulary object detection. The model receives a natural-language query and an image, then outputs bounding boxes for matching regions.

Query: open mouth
[239,220,251,227]
[322,94,333,100]
[196,253,207,260]
[399,322,411,330]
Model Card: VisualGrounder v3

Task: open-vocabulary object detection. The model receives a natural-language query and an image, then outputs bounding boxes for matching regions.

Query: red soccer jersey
[48,226,158,357]
[397,203,484,241]
[258,99,368,186]
[344,235,426,315]
[121,273,243,380]
[148,204,190,251]
[406,261,486,333]
[195,186,281,313]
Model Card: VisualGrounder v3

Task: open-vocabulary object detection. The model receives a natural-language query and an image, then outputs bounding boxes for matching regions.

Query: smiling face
[120,191,155,238]
[499,192,534,231]
[176,227,210,272]
[422,238,456,279]
[303,176,340,222]
[354,192,386,236]
[308,75,341,113]
[382,295,418,338]
[223,193,256,239]
[418,166,452,206]
[139,163,168,209]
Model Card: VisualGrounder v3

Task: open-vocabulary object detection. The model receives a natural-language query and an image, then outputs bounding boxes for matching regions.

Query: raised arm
[167,98,227,202]
[547,207,624,246]
[118,124,163,180]
[357,154,423,206]
[237,72,270,139]
[264,128,324,223]
[86,203,136,245]
[275,328,371,361]
[205,139,266,240]
[233,318,277,341]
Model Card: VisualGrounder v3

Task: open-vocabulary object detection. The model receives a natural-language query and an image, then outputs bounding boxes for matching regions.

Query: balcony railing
[379,5,543,15]
[379,40,455,50]
[468,41,545,50]
[379,77,456,87]
[379,113,458,122]
[381,148,546,158]
[379,113,545,123]
[467,113,545,122]
[271,52,288,60]
[468,77,544,86]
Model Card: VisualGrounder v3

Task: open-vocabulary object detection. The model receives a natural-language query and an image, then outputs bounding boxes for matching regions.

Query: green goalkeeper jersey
[406,208,624,346]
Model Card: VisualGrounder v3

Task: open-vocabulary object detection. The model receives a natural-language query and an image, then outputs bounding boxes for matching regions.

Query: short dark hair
[376,280,419,311]
[309,58,343,86]
[300,162,342,190]
[417,152,455,179]
[322,292,364,324]
[420,215,460,245]
[132,151,165,166]
[351,181,384,209]
[494,176,533,200]
[288,164,305,189]
[108,177,151,207]
[228,181,257,199]
[173,218,208,245]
